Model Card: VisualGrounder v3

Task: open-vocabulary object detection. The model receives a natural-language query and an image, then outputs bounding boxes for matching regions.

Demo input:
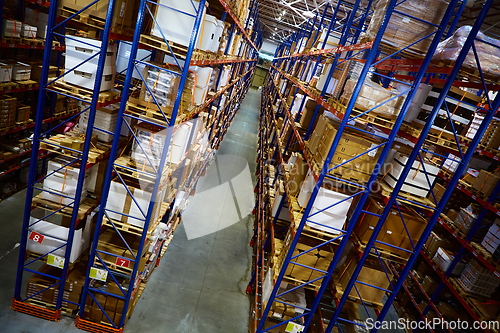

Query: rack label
[47,254,65,268]
[90,267,108,282]
[285,322,304,333]
[116,257,131,268]
[29,231,44,244]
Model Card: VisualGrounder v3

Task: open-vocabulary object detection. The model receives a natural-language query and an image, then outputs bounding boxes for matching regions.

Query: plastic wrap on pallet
[362,0,450,53]
[342,77,406,117]
[433,26,500,79]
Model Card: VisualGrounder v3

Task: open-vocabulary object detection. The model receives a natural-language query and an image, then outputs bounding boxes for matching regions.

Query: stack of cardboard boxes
[383,152,439,198]
[362,0,451,54]
[0,95,16,129]
[355,197,427,258]
[338,254,393,304]
[458,258,500,297]
[41,157,91,206]
[481,219,500,254]
[308,113,382,183]
[64,36,116,91]
[78,104,120,143]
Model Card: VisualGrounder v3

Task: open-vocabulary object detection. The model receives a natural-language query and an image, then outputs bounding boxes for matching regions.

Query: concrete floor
[0,88,261,332]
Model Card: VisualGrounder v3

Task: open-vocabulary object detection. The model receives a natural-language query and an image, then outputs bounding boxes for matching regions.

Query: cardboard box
[59,0,137,31]
[472,170,500,198]
[12,62,31,81]
[3,19,22,37]
[297,170,353,234]
[151,0,206,49]
[384,152,439,197]
[0,62,13,83]
[339,255,393,304]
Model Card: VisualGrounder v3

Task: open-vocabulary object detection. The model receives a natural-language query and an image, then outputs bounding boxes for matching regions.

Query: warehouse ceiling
[259,0,500,46]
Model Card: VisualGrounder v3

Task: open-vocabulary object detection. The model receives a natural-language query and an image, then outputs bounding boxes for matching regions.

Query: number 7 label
[116,257,130,268]
[29,231,44,244]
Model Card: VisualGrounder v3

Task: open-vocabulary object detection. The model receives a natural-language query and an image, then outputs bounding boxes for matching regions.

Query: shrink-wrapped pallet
[341,77,406,117]
[433,26,500,80]
[362,0,450,54]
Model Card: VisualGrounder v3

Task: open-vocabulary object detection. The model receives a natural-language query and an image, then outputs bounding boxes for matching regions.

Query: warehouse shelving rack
[11,0,261,330]
[72,0,261,332]
[252,0,500,332]
[12,0,121,320]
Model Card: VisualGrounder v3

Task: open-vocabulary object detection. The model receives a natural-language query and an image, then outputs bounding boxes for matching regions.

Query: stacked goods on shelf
[315,59,348,99]
[471,170,500,197]
[64,36,117,91]
[27,208,95,264]
[296,169,353,234]
[150,1,229,55]
[58,0,137,34]
[0,95,16,129]
[273,231,334,289]
[338,254,393,304]
[21,24,37,39]
[362,0,451,54]
[342,76,407,117]
[191,67,213,105]
[308,113,382,183]
[2,19,22,38]
[382,152,439,197]
[16,103,31,124]
[432,247,466,276]
[354,196,427,259]
[2,137,32,155]
[41,157,91,205]
[0,62,12,82]
[415,85,480,137]
[424,231,450,257]
[481,219,500,254]
[127,62,196,118]
[452,205,478,234]
[457,258,500,297]
[298,97,322,131]
[78,104,120,142]
[476,118,500,150]
[25,8,48,39]
[26,263,88,311]
[433,25,500,79]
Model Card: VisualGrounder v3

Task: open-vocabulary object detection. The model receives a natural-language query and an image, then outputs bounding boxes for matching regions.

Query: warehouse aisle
[0,88,260,332]
[123,87,260,332]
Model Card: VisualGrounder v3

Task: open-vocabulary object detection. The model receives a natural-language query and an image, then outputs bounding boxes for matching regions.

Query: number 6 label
[29,231,44,244]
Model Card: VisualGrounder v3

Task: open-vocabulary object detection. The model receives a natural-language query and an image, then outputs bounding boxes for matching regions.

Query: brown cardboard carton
[472,170,500,198]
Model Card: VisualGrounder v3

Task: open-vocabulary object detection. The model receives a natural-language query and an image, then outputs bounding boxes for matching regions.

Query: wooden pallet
[139,34,205,60]
[59,7,136,35]
[470,242,500,268]
[31,194,97,220]
[379,180,436,210]
[25,249,82,271]
[448,277,491,300]
[16,79,38,89]
[353,235,410,262]
[332,282,384,310]
[48,81,120,104]
[465,297,500,322]
[21,37,44,46]
[39,133,108,164]
[101,203,167,238]
[25,299,76,316]
[1,37,22,44]
[0,81,19,91]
